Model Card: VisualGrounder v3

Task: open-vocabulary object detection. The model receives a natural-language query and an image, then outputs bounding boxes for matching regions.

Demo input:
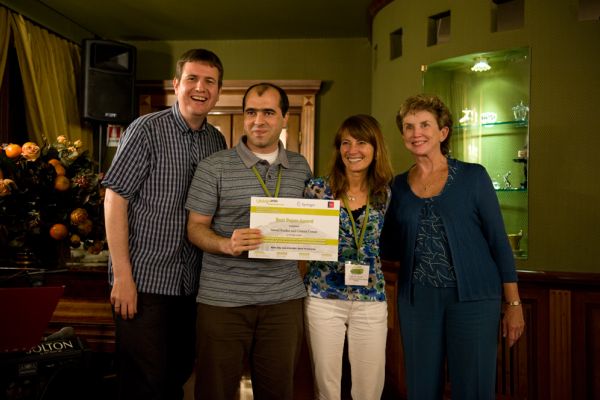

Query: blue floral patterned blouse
[412,162,458,287]
[303,177,390,301]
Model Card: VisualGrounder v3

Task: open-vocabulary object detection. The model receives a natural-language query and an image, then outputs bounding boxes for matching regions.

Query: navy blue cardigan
[381,159,517,302]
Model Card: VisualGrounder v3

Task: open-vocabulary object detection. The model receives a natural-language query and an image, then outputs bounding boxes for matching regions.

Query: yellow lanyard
[251,165,282,197]
[342,193,370,259]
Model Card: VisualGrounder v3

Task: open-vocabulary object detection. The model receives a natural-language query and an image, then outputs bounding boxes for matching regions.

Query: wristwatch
[505,300,522,306]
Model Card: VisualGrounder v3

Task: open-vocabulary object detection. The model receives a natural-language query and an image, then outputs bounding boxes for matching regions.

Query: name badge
[344,261,369,286]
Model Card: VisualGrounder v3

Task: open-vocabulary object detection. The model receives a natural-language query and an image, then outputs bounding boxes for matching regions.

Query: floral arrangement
[0,136,106,267]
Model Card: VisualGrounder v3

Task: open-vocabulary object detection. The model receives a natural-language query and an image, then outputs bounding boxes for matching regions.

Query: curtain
[0,7,10,90]
[9,11,91,147]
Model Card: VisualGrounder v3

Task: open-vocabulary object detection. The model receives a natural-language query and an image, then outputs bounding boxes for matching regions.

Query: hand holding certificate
[249,197,340,261]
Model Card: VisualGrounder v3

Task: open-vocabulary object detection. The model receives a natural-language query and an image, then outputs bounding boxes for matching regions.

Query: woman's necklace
[414,167,448,194]
[422,177,442,192]
[346,175,368,202]
[346,190,366,201]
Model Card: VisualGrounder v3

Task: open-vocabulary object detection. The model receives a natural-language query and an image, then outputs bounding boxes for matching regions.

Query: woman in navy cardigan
[381,94,525,399]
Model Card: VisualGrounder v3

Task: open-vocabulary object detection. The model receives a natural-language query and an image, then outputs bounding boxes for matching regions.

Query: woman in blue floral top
[304,114,393,400]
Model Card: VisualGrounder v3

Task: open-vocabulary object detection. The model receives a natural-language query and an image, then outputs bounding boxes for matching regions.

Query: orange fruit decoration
[49,223,69,240]
[70,234,81,248]
[70,208,89,225]
[88,240,104,255]
[4,144,22,159]
[53,164,66,176]
[77,219,93,236]
[54,175,70,191]
[48,159,66,175]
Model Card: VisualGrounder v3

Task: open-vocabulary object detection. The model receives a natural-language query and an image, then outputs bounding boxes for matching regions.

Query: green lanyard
[342,193,370,259]
[251,165,282,197]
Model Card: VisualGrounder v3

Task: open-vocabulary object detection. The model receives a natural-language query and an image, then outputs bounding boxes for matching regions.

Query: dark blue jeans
[398,284,501,400]
[114,292,196,400]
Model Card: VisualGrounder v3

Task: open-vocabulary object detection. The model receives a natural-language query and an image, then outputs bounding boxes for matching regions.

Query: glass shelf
[495,188,527,192]
[514,252,527,260]
[455,121,528,130]
[482,120,528,128]
[423,46,530,259]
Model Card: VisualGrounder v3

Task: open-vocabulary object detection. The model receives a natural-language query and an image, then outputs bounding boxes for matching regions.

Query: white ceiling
[36,0,374,41]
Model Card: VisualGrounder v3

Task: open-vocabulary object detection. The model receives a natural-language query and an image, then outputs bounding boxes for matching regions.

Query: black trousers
[195,298,304,400]
[114,292,196,400]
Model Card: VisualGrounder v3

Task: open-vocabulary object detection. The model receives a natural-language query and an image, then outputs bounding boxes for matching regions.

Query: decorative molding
[517,270,600,287]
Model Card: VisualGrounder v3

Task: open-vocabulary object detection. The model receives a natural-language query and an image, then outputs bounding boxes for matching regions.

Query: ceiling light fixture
[471,57,491,72]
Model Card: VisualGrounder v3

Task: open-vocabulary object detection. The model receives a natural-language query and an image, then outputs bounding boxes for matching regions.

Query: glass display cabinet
[423,47,530,258]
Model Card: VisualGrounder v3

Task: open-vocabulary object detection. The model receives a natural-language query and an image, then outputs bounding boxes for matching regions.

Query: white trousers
[304,297,388,400]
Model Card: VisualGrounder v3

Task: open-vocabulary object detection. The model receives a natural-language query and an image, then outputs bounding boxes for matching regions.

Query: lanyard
[251,165,282,197]
[342,193,370,258]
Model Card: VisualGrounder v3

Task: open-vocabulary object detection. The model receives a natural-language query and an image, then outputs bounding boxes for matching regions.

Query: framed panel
[207,114,232,148]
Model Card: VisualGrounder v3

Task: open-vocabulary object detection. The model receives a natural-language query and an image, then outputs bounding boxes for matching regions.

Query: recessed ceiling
[37,0,373,41]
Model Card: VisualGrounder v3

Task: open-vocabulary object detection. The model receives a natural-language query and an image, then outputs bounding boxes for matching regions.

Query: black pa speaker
[82,39,136,124]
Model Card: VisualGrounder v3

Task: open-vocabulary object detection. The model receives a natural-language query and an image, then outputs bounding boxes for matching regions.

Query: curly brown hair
[396,94,453,156]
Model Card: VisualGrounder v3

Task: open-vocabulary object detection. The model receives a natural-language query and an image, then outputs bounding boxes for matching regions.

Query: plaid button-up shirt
[103,102,226,296]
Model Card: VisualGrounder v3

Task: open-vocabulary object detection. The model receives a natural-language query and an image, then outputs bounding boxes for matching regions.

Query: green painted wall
[128,38,372,176]
[371,0,600,272]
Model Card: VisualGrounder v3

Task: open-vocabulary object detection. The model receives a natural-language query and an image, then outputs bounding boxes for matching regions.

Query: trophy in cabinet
[507,230,524,255]
[512,101,529,121]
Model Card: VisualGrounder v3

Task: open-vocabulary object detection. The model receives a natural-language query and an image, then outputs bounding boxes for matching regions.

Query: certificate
[249,197,340,261]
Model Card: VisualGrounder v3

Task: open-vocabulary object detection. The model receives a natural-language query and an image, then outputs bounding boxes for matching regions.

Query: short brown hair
[175,49,224,88]
[396,94,453,156]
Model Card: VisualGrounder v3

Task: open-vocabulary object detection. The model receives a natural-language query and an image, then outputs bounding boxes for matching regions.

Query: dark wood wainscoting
[42,265,600,400]
[383,263,600,400]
